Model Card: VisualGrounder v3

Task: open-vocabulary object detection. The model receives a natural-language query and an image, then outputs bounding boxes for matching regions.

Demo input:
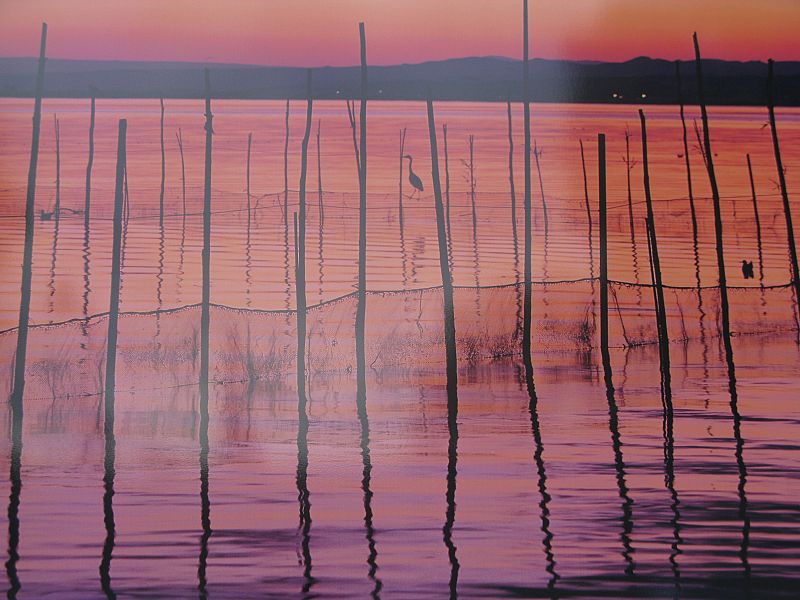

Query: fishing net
[1,279,796,402]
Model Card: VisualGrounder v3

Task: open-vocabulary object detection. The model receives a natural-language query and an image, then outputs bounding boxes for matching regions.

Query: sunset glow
[0,0,798,65]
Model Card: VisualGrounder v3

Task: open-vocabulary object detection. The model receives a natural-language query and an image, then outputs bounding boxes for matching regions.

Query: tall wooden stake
[159,97,165,226]
[11,22,47,407]
[355,22,368,407]
[427,90,458,401]
[104,119,127,411]
[598,134,609,354]
[640,109,671,377]
[767,59,800,320]
[85,94,95,229]
[296,70,313,399]
[507,93,517,233]
[694,33,733,352]
[200,68,213,387]
[746,155,765,287]
[522,0,533,362]
[317,120,324,222]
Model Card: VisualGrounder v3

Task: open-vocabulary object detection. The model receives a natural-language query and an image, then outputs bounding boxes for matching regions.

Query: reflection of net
[1,280,796,401]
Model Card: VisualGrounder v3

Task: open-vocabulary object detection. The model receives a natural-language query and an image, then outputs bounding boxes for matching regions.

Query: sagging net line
[1,278,797,402]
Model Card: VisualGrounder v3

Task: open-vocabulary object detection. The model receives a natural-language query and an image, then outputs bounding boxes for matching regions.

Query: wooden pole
[640,110,671,379]
[283,98,290,223]
[676,60,702,295]
[355,22,368,407]
[443,123,453,265]
[159,97,165,226]
[200,68,213,387]
[11,22,47,407]
[598,134,609,354]
[767,59,800,319]
[100,119,125,600]
[746,155,765,288]
[85,94,95,229]
[54,115,60,218]
[176,128,186,215]
[693,33,733,352]
[246,132,252,216]
[580,140,595,280]
[507,93,517,233]
[104,119,127,405]
[296,70,313,398]
[522,0,533,362]
[426,90,458,401]
[317,120,324,222]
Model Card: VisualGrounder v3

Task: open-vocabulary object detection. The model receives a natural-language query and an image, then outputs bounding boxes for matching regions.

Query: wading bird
[404,155,424,198]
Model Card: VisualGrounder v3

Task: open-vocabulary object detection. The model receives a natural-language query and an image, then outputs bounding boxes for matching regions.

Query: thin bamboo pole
[598,134,609,354]
[426,90,458,401]
[296,70,313,399]
[507,93,517,231]
[640,109,671,379]
[676,60,702,295]
[200,68,213,387]
[54,115,60,218]
[85,94,95,229]
[693,33,733,352]
[355,22,368,407]
[104,119,127,404]
[11,22,47,407]
[767,59,800,320]
[317,120,324,222]
[176,128,185,214]
[746,155,765,290]
[522,0,533,361]
[443,123,453,266]
[159,97,165,226]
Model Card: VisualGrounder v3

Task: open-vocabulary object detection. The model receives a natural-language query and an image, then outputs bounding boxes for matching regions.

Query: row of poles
[5,2,797,594]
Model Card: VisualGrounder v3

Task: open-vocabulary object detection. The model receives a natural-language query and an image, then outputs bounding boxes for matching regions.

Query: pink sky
[0,0,798,65]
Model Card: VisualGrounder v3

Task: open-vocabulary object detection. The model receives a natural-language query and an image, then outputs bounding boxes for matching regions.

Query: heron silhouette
[404,155,424,199]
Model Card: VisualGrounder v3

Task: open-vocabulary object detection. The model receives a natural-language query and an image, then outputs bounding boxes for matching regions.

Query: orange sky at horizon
[0,0,798,66]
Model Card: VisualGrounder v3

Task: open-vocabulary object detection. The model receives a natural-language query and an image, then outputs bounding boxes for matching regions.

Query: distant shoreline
[1,55,798,106]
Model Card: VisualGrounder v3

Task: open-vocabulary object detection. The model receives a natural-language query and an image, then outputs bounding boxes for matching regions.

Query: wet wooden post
[296,70,313,398]
[159,97,165,226]
[283,98,290,223]
[54,114,61,218]
[104,119,127,404]
[85,93,96,229]
[640,109,671,376]
[598,134,609,355]
[675,60,701,287]
[507,93,517,233]
[746,155,765,286]
[176,128,186,214]
[694,33,733,351]
[246,132,252,215]
[200,68,213,387]
[767,59,800,319]
[11,22,47,408]
[317,120,324,222]
[443,123,453,262]
[399,127,406,212]
[355,22,368,407]
[522,0,533,361]
[426,90,458,400]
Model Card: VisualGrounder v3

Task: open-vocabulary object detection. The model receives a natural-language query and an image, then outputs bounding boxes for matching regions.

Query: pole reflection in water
[295,383,314,594]
[5,406,22,599]
[197,378,212,599]
[523,354,559,591]
[358,394,381,597]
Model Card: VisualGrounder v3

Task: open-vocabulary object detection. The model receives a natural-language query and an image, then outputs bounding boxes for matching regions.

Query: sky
[0,0,797,66]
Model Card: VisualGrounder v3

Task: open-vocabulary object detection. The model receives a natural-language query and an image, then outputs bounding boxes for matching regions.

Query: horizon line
[0,53,796,70]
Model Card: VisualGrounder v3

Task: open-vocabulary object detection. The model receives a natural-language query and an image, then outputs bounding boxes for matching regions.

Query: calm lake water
[1,99,799,597]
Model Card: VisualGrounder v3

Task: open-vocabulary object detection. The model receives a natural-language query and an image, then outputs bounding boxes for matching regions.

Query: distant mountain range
[0,56,798,105]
